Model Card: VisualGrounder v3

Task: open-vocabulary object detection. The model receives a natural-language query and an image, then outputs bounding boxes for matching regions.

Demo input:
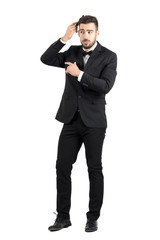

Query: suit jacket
[40,39,117,128]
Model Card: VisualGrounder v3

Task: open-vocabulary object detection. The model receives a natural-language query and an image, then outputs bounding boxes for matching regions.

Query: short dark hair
[77,15,98,30]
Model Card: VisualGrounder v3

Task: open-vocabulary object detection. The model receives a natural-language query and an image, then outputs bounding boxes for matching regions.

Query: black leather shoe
[85,219,98,232]
[48,217,71,231]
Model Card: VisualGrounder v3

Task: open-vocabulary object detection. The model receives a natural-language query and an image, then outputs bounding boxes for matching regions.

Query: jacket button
[78,96,82,99]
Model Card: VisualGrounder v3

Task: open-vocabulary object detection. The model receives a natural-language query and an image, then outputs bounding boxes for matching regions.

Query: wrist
[61,36,68,43]
[77,69,81,77]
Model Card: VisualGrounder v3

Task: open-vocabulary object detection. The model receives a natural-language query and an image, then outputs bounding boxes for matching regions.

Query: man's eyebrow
[79,29,94,31]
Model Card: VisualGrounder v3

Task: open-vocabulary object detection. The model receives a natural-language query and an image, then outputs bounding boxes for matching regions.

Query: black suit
[41,39,117,221]
[41,39,117,128]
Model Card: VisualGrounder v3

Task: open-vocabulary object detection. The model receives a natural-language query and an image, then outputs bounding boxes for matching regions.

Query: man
[40,15,117,232]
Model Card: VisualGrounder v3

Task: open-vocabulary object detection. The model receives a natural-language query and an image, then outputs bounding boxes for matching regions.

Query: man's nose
[83,32,89,38]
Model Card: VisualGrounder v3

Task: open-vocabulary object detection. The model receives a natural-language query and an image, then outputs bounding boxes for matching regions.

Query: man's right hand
[61,22,78,42]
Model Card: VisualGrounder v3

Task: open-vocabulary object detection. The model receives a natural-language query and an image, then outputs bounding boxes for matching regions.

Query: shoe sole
[85,227,98,232]
[49,224,71,231]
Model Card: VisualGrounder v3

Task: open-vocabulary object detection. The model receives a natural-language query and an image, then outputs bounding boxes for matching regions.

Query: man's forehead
[79,23,96,30]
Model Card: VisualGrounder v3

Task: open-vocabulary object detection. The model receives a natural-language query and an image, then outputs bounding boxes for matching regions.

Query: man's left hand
[65,62,81,77]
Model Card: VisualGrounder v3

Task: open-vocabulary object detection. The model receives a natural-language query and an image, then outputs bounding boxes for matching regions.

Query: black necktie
[82,50,93,57]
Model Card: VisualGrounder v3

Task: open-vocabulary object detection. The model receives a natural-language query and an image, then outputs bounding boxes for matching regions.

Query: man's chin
[82,44,91,50]
[82,41,96,50]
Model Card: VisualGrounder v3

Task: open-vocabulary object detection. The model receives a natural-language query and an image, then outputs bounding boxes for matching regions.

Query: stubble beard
[81,39,96,50]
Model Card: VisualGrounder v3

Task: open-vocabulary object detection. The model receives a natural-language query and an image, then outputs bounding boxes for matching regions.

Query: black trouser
[56,111,106,221]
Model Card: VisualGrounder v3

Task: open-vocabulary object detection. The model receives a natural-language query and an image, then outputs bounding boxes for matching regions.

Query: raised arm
[40,22,78,67]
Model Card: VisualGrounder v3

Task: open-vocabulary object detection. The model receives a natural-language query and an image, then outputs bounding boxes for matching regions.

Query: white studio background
[0,0,160,239]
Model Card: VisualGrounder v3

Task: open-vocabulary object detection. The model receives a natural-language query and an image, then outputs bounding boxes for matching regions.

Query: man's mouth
[83,40,89,44]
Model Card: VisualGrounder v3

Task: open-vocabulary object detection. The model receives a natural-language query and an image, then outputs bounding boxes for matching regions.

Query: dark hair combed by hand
[77,15,98,30]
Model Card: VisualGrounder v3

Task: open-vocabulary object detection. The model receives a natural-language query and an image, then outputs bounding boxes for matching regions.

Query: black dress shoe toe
[48,217,71,231]
[85,219,98,232]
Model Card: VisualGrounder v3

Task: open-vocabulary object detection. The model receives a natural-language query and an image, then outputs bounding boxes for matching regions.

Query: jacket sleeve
[81,52,117,94]
[40,39,67,68]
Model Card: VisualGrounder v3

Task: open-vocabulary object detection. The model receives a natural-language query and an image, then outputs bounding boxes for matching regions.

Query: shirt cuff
[78,71,84,81]
[60,38,67,44]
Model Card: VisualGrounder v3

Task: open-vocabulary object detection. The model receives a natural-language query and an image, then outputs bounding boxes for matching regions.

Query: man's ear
[96,30,100,38]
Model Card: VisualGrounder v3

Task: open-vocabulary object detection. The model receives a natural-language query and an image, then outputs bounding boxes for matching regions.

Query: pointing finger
[65,62,73,65]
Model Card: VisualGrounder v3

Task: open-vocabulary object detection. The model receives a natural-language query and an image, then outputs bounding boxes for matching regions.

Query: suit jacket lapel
[77,48,84,71]
[84,42,102,71]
